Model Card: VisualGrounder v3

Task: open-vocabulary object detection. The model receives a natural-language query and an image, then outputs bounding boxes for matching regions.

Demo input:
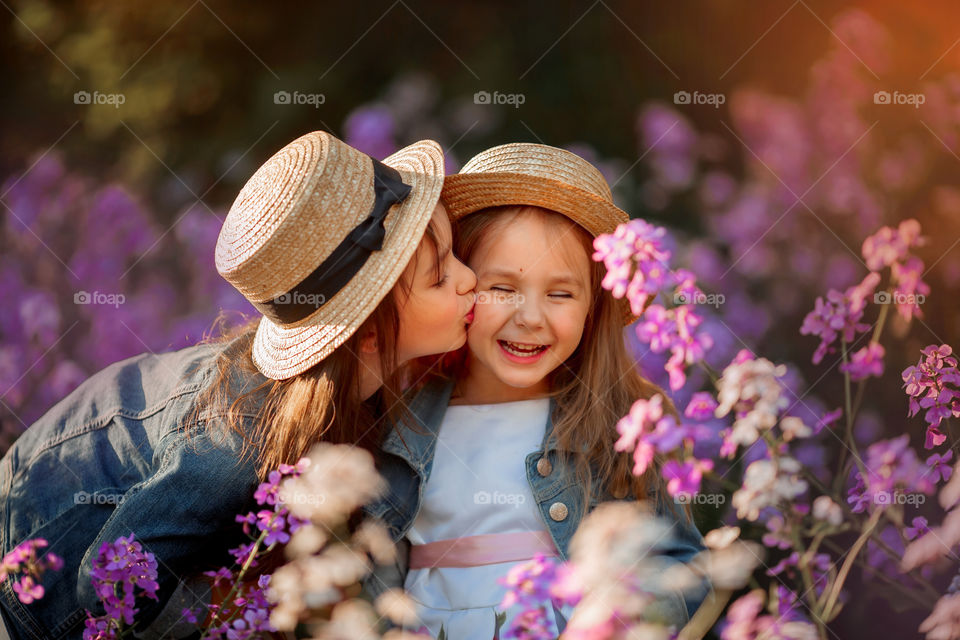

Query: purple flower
[663,458,713,497]
[256,510,290,547]
[645,414,689,454]
[902,344,960,448]
[498,553,571,609]
[814,407,844,434]
[498,554,576,640]
[926,450,954,483]
[839,342,885,382]
[800,272,880,365]
[905,516,930,541]
[767,551,831,597]
[685,392,719,421]
[847,435,935,512]
[85,534,159,632]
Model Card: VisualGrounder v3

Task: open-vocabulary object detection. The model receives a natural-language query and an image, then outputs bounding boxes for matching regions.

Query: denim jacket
[0,342,267,640]
[362,377,708,629]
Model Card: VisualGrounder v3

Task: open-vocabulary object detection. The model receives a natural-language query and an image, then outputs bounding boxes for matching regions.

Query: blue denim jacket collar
[380,376,591,471]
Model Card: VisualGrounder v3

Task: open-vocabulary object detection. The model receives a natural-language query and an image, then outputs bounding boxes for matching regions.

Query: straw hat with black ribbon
[215,131,445,380]
[442,142,634,323]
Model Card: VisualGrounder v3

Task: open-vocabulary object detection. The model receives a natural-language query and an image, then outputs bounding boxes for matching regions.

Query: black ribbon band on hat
[252,157,413,325]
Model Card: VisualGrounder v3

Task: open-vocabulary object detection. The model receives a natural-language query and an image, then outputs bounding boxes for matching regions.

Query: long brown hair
[453,206,678,517]
[189,218,444,481]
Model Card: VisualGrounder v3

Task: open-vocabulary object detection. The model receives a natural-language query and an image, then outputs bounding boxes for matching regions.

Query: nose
[454,255,477,296]
[513,293,545,330]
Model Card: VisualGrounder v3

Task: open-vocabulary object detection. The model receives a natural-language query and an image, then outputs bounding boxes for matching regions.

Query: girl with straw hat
[365,142,707,638]
[0,131,476,639]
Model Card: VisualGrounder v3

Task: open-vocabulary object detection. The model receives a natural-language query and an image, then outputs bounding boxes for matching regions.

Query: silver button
[536,457,553,477]
[549,502,569,521]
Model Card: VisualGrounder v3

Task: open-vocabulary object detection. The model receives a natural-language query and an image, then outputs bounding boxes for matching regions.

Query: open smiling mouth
[498,340,550,358]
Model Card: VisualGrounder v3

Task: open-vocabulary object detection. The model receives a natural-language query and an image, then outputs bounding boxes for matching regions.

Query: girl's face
[463,212,592,401]
[395,202,478,363]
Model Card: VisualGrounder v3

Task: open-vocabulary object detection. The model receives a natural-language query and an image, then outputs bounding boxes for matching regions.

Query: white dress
[403,399,573,640]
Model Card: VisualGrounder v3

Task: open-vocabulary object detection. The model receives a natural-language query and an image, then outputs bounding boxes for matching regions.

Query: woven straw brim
[252,140,445,379]
[442,172,636,325]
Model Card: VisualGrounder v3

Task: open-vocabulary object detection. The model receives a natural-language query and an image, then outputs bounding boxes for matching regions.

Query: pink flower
[839,342,885,382]
[685,391,719,421]
[614,395,664,476]
[861,218,923,271]
[903,344,960,449]
[663,458,714,497]
[800,272,880,365]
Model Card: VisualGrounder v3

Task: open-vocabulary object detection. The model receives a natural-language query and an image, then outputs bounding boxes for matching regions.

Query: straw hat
[215,131,444,380]
[442,142,634,323]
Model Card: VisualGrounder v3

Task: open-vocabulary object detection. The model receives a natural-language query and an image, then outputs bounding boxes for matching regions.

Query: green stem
[820,537,938,606]
[677,588,733,640]
[789,529,823,624]
[200,527,271,636]
[820,508,882,621]
[835,298,890,494]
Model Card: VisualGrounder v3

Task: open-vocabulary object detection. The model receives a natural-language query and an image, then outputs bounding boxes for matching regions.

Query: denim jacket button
[536,457,552,477]
[549,502,568,521]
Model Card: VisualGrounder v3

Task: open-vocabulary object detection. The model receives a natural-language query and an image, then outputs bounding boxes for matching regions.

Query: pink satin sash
[408,531,558,569]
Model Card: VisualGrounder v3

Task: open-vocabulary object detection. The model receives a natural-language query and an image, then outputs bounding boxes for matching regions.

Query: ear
[359,329,378,354]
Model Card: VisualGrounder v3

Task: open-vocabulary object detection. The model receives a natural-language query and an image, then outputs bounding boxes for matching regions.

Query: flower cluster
[0,538,63,604]
[799,272,880,366]
[266,443,396,634]
[847,435,936,513]
[903,344,960,449]
[497,554,577,640]
[862,219,929,321]
[714,351,792,453]
[83,534,159,639]
[191,463,315,639]
[593,219,714,390]
[721,590,818,640]
[0,154,252,454]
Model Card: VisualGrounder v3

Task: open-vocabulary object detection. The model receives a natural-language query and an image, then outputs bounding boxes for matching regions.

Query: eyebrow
[481,267,584,287]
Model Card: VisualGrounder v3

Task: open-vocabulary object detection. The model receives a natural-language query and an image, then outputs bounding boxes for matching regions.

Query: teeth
[501,341,547,357]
